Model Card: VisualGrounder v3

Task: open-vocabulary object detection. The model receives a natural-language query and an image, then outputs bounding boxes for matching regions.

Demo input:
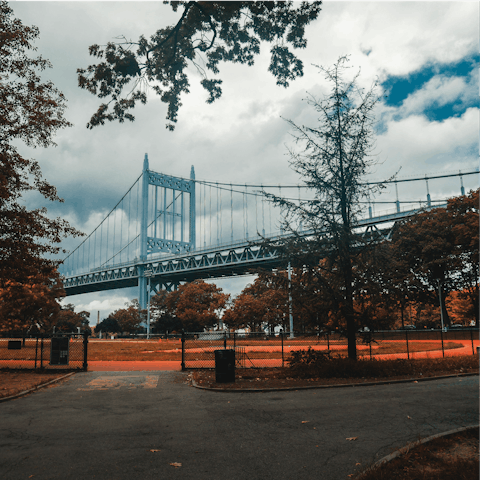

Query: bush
[288,348,417,379]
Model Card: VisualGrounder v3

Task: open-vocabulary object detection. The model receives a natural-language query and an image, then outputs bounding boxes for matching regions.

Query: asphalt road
[1,371,478,480]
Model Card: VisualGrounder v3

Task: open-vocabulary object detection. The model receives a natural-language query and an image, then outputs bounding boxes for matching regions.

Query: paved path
[88,360,182,371]
[0,372,477,480]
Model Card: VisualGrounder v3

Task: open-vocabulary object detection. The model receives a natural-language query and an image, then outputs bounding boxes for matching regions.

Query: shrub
[288,348,417,379]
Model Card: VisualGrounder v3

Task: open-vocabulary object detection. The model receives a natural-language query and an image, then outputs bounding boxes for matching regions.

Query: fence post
[181,330,185,371]
[405,329,410,360]
[233,331,236,349]
[281,329,284,368]
[224,330,227,349]
[327,331,330,351]
[369,341,372,360]
[83,331,89,370]
[470,329,475,355]
[35,337,39,369]
[440,329,445,358]
[40,336,44,369]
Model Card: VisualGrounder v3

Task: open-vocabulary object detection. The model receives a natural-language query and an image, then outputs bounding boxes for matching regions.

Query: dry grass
[352,427,479,480]
[0,370,70,399]
[87,339,184,360]
[191,355,479,390]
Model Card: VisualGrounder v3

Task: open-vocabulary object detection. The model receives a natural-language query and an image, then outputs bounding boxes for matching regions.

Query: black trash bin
[214,349,235,383]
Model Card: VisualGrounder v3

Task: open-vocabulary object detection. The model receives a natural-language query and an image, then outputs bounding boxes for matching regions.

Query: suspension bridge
[58,154,477,309]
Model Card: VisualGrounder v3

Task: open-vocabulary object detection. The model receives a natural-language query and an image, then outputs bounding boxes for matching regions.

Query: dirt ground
[352,427,479,480]
[0,371,72,399]
[190,360,479,390]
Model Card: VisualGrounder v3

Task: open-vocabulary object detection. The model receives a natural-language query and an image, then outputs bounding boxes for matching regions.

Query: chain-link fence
[0,333,88,370]
[181,328,479,370]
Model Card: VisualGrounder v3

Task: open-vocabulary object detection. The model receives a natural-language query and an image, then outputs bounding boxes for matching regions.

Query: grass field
[0,337,474,363]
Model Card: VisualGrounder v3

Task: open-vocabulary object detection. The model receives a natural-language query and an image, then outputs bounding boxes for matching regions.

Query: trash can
[214,349,235,383]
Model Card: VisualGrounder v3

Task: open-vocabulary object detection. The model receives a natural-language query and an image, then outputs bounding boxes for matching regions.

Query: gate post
[181,330,185,371]
[405,329,410,360]
[83,330,89,370]
[40,336,44,369]
[440,329,445,358]
[281,329,284,367]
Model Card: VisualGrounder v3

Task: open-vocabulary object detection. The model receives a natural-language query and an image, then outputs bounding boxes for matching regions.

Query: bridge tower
[138,154,196,309]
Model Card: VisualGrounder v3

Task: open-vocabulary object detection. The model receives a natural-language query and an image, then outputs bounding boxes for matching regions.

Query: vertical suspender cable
[255,192,258,238]
[219,186,222,244]
[203,183,206,247]
[242,189,246,239]
[128,188,131,262]
[230,184,233,244]
[209,185,212,247]
[113,206,116,265]
[245,184,248,239]
[261,184,265,236]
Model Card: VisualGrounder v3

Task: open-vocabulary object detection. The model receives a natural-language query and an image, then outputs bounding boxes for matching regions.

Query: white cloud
[8,1,479,306]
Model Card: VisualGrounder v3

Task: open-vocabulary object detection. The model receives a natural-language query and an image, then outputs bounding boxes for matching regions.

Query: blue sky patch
[381,55,479,121]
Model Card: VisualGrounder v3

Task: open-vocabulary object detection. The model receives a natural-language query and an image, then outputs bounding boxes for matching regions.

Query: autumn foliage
[223,190,479,333]
[150,280,229,332]
[0,3,82,334]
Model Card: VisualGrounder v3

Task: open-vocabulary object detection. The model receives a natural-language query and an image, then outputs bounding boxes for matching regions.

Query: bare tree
[265,56,386,360]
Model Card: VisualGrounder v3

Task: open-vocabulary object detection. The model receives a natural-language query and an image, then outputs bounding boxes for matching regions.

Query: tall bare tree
[265,56,385,359]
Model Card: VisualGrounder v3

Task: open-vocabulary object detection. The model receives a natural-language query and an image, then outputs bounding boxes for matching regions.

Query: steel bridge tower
[138,154,195,309]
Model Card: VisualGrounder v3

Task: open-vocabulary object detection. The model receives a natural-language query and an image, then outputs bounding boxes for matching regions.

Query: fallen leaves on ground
[346,437,358,441]
[170,462,182,468]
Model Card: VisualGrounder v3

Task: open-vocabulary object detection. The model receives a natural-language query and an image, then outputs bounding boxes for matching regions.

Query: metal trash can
[214,349,235,383]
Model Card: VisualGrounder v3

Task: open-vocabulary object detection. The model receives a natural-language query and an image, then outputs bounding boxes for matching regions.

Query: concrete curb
[361,424,479,475]
[0,372,76,403]
[190,372,478,392]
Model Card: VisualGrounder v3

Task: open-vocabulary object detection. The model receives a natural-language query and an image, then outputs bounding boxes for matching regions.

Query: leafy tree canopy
[151,280,229,331]
[55,304,91,333]
[0,277,64,334]
[77,1,322,130]
[0,2,82,288]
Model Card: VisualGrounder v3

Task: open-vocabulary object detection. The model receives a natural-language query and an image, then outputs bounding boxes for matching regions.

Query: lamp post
[144,269,153,339]
[438,280,445,332]
[288,262,294,339]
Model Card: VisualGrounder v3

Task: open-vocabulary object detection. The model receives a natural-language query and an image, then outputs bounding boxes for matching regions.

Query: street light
[144,269,153,339]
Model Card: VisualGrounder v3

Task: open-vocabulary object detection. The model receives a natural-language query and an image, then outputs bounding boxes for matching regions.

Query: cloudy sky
[11,1,479,323]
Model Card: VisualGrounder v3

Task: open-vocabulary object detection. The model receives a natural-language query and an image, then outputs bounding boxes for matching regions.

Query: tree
[55,303,91,333]
[77,1,322,130]
[157,280,229,331]
[109,304,143,334]
[391,190,479,327]
[447,189,479,323]
[150,290,183,333]
[0,3,81,325]
[391,206,454,327]
[264,56,383,359]
[0,276,65,334]
[96,317,121,335]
